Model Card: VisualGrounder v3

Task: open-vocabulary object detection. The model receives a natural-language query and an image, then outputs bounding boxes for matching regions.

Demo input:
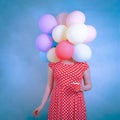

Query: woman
[33,58,92,120]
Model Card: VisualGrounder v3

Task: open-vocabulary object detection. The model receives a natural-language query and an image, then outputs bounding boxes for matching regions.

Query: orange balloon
[56,13,68,25]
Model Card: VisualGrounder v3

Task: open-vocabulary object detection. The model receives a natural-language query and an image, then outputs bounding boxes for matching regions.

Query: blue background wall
[0,0,120,120]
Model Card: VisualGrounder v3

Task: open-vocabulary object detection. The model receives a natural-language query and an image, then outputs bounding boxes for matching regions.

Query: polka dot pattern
[48,61,89,120]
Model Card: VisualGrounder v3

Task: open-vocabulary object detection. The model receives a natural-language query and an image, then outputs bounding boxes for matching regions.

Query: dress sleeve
[82,62,89,71]
[48,62,55,70]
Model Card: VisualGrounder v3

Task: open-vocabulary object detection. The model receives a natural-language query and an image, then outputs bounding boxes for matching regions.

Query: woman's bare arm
[82,68,92,91]
[33,67,54,117]
[40,67,54,107]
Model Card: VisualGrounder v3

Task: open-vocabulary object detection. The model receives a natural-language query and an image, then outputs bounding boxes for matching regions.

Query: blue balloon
[48,33,58,47]
[52,41,58,47]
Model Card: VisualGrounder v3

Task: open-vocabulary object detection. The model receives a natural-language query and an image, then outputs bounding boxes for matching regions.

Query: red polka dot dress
[48,61,89,120]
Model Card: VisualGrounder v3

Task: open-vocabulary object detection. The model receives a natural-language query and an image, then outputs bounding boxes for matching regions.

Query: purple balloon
[36,34,53,52]
[39,14,57,33]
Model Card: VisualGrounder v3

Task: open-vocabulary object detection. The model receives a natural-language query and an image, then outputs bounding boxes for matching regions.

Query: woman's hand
[64,82,83,93]
[32,105,43,117]
[72,82,83,92]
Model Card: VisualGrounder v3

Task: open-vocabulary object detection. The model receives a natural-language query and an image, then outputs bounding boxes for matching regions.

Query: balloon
[52,25,67,42]
[56,13,68,25]
[39,14,57,33]
[52,41,58,47]
[36,34,53,52]
[36,11,97,62]
[73,44,92,62]
[47,48,60,63]
[66,11,85,26]
[40,52,49,62]
[67,24,89,44]
[84,25,97,43]
[55,41,74,60]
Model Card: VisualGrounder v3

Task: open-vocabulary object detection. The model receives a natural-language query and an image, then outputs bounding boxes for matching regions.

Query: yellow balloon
[52,25,67,43]
[47,47,60,63]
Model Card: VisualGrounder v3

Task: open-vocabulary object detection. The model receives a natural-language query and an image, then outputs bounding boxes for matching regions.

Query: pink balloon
[66,11,85,26]
[36,34,53,52]
[55,41,74,60]
[56,13,68,25]
[39,14,57,33]
[85,25,97,43]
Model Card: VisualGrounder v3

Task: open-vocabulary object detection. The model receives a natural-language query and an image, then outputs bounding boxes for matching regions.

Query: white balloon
[52,25,67,42]
[73,44,92,62]
[67,24,89,44]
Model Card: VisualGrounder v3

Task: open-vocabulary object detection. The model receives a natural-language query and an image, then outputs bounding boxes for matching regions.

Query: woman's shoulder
[76,61,89,70]
[76,61,88,65]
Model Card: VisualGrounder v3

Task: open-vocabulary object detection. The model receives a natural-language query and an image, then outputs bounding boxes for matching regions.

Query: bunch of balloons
[36,10,97,62]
